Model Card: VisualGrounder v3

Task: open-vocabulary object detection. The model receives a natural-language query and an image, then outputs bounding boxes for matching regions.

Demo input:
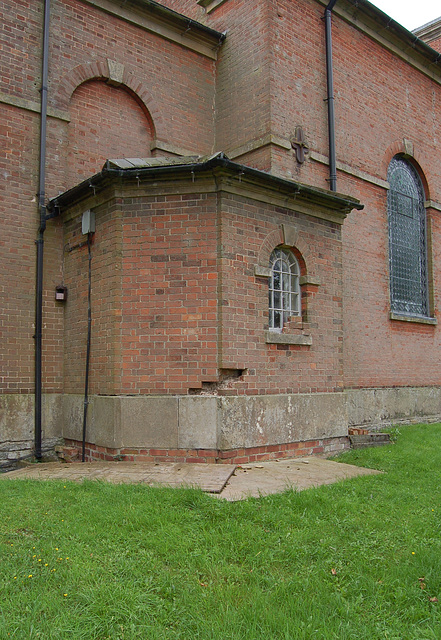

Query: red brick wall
[2,0,441,408]
[61,185,344,396]
[426,36,441,52]
[329,9,441,387]
[120,191,220,394]
[217,193,344,394]
[0,100,64,395]
[341,176,441,389]
[0,1,42,105]
[159,0,206,21]
[62,190,220,395]
[65,435,350,464]
[1,0,217,398]
[67,80,154,188]
[49,0,216,171]
[180,0,274,161]
[63,197,124,395]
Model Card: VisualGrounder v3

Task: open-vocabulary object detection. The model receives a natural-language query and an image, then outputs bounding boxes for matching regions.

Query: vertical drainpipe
[35,0,51,461]
[324,0,338,192]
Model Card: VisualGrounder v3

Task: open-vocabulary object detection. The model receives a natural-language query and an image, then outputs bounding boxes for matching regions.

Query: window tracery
[387,156,428,317]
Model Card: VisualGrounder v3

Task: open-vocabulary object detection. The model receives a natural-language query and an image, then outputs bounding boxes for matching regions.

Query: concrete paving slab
[217,457,382,501]
[2,461,235,494]
[1,457,382,500]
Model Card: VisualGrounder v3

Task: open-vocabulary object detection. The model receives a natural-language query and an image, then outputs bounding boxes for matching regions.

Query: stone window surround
[255,224,319,346]
[387,155,437,325]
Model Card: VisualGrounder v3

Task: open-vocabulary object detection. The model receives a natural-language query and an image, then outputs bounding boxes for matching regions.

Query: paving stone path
[2,457,382,501]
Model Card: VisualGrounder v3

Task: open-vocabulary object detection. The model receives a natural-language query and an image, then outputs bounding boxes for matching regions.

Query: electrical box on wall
[55,285,67,302]
[82,209,95,235]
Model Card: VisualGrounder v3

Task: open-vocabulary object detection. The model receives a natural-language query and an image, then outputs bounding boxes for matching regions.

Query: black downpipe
[35,0,51,461]
[325,0,338,192]
[81,233,93,462]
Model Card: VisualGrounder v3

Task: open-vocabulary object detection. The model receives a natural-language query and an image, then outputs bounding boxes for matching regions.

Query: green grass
[1,423,441,639]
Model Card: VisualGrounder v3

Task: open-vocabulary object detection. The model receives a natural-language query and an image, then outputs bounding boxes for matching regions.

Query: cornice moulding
[82,0,225,60]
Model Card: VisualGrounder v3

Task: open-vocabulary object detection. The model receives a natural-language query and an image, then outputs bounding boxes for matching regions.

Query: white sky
[368,0,440,31]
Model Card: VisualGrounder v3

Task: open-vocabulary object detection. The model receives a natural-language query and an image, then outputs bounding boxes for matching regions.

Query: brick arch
[257,229,284,266]
[284,234,314,278]
[382,139,430,199]
[257,226,317,279]
[55,59,166,141]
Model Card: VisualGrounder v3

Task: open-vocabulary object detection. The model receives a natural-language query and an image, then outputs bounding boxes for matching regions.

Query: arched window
[269,248,300,330]
[387,156,428,316]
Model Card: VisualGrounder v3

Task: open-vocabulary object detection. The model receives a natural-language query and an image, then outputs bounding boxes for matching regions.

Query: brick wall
[63,196,124,395]
[207,0,441,391]
[1,0,217,401]
[217,192,344,394]
[429,36,441,52]
[2,0,441,461]
[62,188,220,395]
[66,79,154,188]
[120,191,220,394]
[60,177,345,397]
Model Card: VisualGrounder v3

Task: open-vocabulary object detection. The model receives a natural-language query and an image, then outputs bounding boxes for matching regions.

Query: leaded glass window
[269,248,300,330]
[387,156,428,316]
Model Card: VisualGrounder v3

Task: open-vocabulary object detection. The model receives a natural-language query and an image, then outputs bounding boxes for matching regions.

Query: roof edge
[413,16,441,44]
[48,154,363,218]
[316,0,441,74]
[82,0,225,58]
[123,0,226,43]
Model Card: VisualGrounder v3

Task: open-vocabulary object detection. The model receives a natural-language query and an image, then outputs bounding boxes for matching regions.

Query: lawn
[1,423,440,639]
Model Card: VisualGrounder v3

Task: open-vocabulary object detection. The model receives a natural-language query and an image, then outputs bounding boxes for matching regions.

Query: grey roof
[413,16,441,43]
[105,153,221,170]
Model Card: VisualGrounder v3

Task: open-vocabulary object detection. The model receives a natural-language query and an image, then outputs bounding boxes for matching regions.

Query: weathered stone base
[62,391,348,451]
[64,436,350,465]
[2,387,441,469]
[0,437,63,472]
[0,394,63,471]
[346,387,441,428]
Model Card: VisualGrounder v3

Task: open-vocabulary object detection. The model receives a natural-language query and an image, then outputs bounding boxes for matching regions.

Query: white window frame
[269,248,300,331]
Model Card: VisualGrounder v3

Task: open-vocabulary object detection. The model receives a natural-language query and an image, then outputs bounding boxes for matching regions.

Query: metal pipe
[325,0,338,192]
[34,0,51,461]
[81,233,93,462]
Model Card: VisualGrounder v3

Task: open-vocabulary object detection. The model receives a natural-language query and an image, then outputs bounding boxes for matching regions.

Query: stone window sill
[390,312,437,326]
[265,331,312,345]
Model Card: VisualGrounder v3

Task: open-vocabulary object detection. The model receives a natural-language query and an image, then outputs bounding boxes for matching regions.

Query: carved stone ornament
[291,126,309,164]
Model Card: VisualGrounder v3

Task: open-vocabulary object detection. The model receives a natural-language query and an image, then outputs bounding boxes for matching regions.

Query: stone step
[349,433,391,449]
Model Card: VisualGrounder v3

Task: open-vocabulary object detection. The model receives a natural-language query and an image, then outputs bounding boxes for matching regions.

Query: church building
[1,0,441,469]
